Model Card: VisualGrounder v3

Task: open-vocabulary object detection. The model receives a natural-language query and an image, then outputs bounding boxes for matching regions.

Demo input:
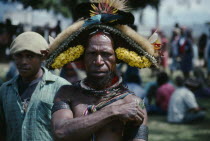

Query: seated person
[156,72,175,114]
[125,66,146,99]
[167,77,206,123]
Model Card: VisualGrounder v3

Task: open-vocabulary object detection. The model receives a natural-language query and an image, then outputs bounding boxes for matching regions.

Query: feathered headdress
[45,0,160,69]
[76,0,134,27]
[89,0,129,15]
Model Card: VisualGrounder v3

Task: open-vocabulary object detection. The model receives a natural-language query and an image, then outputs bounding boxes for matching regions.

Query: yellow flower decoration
[51,45,85,69]
[115,47,152,68]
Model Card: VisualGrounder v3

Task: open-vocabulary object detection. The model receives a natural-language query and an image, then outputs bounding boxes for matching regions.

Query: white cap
[10,31,48,55]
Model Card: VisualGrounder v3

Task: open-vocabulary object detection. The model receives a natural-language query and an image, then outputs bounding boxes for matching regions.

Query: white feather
[49,36,55,45]
[148,32,158,44]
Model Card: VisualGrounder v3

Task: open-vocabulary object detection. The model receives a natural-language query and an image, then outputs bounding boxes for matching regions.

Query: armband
[136,125,148,141]
[51,101,70,114]
[124,124,148,141]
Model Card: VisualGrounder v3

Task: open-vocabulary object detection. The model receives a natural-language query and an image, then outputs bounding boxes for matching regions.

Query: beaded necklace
[79,77,134,141]
[79,76,134,114]
[79,77,123,97]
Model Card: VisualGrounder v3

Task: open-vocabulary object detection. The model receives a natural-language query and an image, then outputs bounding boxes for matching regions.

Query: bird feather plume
[90,0,129,13]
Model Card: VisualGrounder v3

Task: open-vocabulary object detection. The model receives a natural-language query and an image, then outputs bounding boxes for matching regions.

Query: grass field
[139,68,210,141]
[148,99,210,141]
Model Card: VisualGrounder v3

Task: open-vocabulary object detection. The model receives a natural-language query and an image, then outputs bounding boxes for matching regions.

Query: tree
[21,0,88,20]
[20,0,160,24]
[128,0,161,27]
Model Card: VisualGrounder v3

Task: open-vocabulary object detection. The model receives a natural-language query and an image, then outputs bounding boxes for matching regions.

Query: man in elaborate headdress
[46,0,160,140]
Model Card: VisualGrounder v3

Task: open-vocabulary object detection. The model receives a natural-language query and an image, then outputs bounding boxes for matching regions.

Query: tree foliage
[21,0,160,18]
[128,0,161,10]
[21,0,87,18]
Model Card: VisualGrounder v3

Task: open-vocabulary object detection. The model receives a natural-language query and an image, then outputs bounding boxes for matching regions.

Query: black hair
[157,71,169,86]
[175,76,184,87]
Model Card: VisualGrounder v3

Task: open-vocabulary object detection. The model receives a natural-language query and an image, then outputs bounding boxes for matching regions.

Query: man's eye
[14,54,21,58]
[88,52,96,55]
[102,52,112,56]
[27,55,34,59]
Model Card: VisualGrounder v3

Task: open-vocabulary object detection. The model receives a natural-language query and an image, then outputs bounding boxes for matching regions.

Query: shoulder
[0,76,17,90]
[185,88,194,96]
[168,83,175,87]
[0,82,9,91]
[0,77,17,101]
[180,87,191,94]
[54,85,80,102]
[118,85,143,102]
[43,68,71,85]
[57,85,77,94]
[162,83,174,89]
[54,75,71,85]
[124,94,143,103]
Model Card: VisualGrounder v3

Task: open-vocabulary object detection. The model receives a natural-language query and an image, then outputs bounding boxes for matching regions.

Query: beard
[86,71,116,90]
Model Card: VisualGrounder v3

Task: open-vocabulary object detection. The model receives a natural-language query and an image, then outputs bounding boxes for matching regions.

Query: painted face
[84,33,116,79]
[13,50,43,80]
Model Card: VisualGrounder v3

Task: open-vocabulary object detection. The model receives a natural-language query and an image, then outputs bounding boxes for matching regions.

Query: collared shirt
[18,75,43,113]
[18,75,42,98]
[167,87,198,123]
[0,67,70,141]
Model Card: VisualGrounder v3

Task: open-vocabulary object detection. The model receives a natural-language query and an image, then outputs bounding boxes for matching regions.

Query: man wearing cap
[0,32,70,141]
[46,1,161,141]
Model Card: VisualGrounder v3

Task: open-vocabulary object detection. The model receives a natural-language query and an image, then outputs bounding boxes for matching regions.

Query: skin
[52,33,148,141]
[13,50,43,82]
[84,32,117,89]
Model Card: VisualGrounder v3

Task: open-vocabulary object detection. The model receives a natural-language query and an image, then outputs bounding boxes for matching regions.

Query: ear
[41,36,55,60]
[40,49,49,60]
[49,36,55,45]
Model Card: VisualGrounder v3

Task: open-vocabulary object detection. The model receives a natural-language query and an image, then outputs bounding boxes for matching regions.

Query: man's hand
[112,101,145,125]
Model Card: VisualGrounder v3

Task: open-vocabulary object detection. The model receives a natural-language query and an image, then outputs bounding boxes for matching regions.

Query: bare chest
[71,95,125,117]
[70,94,126,141]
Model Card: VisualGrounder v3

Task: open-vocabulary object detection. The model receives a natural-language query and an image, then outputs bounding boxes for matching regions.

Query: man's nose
[95,55,104,66]
[21,57,28,64]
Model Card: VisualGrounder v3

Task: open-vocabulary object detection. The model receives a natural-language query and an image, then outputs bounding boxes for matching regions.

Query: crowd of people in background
[120,22,210,124]
[0,18,63,84]
[123,67,208,124]
[0,20,210,124]
[0,18,61,62]
[1,0,210,140]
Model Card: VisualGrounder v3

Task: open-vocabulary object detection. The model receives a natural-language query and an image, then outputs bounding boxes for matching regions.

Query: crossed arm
[51,87,148,141]
[52,106,119,141]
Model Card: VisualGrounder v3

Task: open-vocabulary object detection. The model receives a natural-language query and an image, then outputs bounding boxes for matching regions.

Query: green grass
[148,99,210,141]
[138,68,210,141]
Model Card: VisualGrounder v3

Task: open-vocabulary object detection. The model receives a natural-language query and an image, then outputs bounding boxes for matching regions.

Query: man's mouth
[91,71,107,76]
[18,67,30,72]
